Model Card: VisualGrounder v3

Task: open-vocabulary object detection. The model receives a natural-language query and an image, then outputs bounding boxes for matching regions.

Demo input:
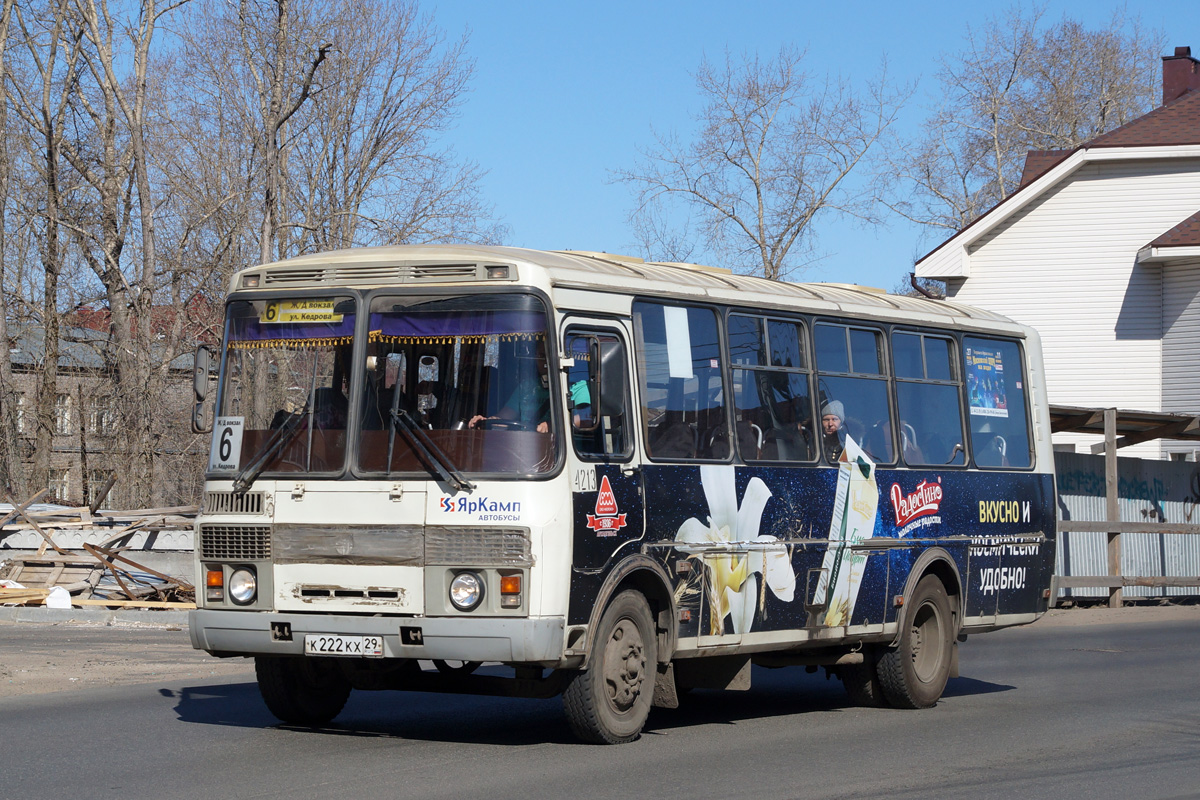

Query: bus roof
[235,244,1028,336]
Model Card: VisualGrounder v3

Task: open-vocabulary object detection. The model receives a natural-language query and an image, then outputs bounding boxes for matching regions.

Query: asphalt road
[2,614,1198,800]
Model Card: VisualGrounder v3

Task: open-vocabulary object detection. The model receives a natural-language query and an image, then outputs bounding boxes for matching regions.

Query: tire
[563,589,657,744]
[840,646,889,707]
[878,575,955,709]
[255,656,352,725]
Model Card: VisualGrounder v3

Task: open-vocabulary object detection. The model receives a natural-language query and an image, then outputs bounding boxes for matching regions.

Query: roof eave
[1138,245,1200,263]
[916,145,1200,279]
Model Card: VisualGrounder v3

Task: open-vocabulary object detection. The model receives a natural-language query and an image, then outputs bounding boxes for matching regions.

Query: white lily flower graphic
[675,465,796,635]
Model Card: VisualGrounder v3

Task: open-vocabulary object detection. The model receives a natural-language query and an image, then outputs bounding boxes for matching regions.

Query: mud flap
[652,662,680,709]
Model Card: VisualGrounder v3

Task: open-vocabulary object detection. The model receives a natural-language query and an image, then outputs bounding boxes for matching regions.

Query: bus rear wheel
[563,589,656,744]
[256,656,351,725]
[877,575,954,709]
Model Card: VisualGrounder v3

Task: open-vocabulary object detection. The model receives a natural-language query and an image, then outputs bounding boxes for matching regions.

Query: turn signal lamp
[500,574,522,609]
[206,568,224,602]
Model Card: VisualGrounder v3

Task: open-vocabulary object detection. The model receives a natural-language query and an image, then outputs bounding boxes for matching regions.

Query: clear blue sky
[431,0,1196,290]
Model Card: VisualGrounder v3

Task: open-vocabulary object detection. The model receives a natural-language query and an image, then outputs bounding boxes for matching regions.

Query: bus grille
[425,527,531,566]
[202,491,265,515]
[199,524,272,561]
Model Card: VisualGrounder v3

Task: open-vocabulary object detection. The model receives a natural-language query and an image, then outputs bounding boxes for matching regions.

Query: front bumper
[189,609,566,665]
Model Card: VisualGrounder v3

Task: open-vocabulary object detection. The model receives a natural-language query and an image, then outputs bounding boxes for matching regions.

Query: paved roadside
[1035,600,1200,628]
[0,609,253,699]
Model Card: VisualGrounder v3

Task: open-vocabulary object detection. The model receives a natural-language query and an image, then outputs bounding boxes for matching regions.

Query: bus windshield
[216,297,356,481]
[358,293,556,476]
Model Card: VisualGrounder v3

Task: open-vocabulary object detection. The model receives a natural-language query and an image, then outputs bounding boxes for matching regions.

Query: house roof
[1087,89,1200,148]
[1148,209,1200,248]
[1019,150,1073,187]
[7,322,193,371]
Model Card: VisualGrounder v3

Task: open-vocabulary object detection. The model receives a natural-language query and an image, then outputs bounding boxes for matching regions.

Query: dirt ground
[1,601,1197,699]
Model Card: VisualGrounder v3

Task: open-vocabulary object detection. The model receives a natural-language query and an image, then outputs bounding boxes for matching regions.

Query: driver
[470,338,550,433]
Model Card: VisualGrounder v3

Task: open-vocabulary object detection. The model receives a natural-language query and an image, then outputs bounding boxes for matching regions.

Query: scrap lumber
[96,505,199,518]
[84,542,195,592]
[72,598,195,609]
[3,493,68,556]
[0,489,50,529]
[88,473,117,514]
[0,587,51,605]
[95,517,157,549]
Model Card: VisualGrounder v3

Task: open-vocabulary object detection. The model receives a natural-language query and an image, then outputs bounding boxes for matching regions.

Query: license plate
[303,634,384,657]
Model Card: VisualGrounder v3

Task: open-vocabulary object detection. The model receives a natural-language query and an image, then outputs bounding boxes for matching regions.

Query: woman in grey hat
[821,399,846,461]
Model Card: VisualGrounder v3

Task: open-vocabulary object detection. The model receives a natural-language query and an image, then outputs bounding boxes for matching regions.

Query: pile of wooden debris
[0,488,196,610]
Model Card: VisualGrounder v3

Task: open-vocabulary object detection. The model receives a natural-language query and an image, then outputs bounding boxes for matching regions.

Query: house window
[86,470,114,508]
[89,396,116,436]
[49,468,70,503]
[54,393,72,435]
[15,394,25,434]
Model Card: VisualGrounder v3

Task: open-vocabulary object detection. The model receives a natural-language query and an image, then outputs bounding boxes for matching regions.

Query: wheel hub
[910,600,943,683]
[603,618,646,711]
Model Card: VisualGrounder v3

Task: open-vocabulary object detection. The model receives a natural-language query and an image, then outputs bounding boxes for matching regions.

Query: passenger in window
[821,400,846,461]
[569,379,593,429]
[470,339,551,433]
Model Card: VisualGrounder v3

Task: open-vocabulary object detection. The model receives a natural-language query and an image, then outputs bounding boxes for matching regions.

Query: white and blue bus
[189,245,1056,743]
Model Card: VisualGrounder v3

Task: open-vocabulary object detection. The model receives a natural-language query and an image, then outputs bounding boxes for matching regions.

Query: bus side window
[815,323,894,464]
[633,303,730,461]
[565,332,632,460]
[730,314,816,463]
[963,337,1032,469]
[893,332,966,466]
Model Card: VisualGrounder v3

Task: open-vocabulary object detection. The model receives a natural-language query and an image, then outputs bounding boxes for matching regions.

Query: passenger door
[561,321,644,573]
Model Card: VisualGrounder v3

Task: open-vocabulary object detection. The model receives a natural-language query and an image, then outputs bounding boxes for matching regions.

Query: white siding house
[916,48,1200,459]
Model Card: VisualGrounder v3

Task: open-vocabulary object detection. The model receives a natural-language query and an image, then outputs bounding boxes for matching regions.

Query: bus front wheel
[563,589,657,744]
[255,656,351,725]
[877,575,954,709]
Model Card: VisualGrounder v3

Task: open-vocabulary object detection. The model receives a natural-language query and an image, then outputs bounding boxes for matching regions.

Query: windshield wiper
[388,407,475,494]
[231,407,308,495]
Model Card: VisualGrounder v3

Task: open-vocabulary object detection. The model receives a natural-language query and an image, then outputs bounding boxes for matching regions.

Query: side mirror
[193,344,214,401]
[191,344,215,434]
[596,339,627,418]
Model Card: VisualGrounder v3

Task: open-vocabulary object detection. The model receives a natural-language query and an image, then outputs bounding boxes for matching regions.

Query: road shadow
[169,665,983,745]
[942,675,1015,698]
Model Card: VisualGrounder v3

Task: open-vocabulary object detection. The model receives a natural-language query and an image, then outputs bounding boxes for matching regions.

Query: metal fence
[1055,449,1200,602]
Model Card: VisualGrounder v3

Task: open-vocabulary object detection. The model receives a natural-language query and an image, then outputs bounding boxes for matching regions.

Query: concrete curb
[0,605,190,626]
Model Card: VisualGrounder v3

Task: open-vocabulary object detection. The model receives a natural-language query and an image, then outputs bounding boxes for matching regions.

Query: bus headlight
[228,567,257,605]
[449,571,484,611]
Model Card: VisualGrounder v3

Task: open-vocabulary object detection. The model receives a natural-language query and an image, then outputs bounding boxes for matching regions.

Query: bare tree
[283,0,499,252]
[0,0,25,494]
[619,47,909,280]
[887,5,1163,235]
[6,0,84,494]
